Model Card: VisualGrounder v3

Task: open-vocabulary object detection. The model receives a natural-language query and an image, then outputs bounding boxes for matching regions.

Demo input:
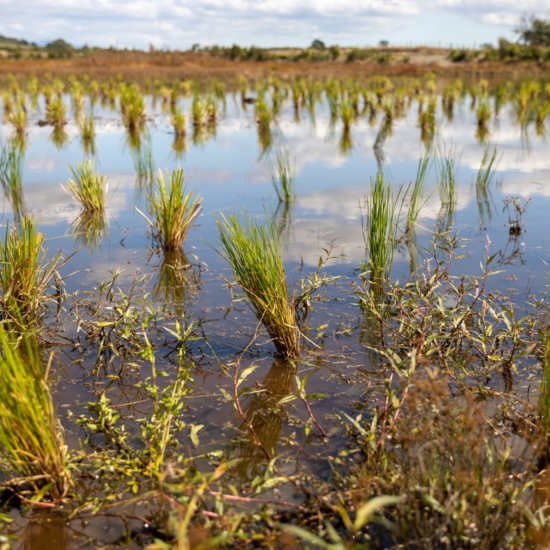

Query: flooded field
[1,75,550,548]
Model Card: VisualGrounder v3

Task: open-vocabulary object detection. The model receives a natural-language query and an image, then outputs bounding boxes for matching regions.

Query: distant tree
[46,38,73,50]
[311,39,326,50]
[329,45,341,60]
[516,15,550,47]
[379,40,389,47]
[191,43,200,52]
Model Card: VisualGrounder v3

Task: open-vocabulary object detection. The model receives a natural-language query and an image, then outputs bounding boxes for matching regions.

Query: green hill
[0,34,33,48]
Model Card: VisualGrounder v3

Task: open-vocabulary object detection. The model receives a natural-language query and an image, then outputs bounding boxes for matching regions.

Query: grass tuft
[362,172,405,285]
[145,168,202,251]
[0,216,64,327]
[0,325,71,499]
[64,160,107,212]
[266,147,295,203]
[214,211,300,358]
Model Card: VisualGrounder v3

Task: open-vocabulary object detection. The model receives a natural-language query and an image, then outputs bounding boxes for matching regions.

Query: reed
[214,211,300,358]
[0,326,71,499]
[145,168,203,251]
[266,147,295,203]
[64,160,107,212]
[363,172,404,284]
[0,217,64,326]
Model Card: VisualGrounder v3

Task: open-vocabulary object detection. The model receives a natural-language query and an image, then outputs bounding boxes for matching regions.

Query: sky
[0,0,549,50]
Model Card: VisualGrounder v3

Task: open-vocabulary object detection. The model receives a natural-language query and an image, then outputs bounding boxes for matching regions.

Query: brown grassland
[0,48,546,84]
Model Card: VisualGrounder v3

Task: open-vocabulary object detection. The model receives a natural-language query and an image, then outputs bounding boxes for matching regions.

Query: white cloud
[4,0,546,48]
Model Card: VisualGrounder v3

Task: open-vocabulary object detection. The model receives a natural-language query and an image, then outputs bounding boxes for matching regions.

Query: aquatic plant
[64,160,107,212]
[0,326,72,499]
[120,85,146,133]
[437,145,458,207]
[214,211,300,358]
[171,107,188,137]
[266,147,295,203]
[362,172,405,285]
[145,168,203,251]
[0,138,25,222]
[45,96,67,127]
[475,144,499,227]
[79,112,96,155]
[407,155,431,229]
[7,102,27,136]
[191,95,206,127]
[0,217,64,326]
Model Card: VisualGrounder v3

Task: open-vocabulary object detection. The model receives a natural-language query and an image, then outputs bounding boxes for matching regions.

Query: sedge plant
[362,172,405,285]
[144,168,203,251]
[64,160,107,212]
[0,216,65,328]
[266,147,296,203]
[0,325,71,499]
[214,211,300,358]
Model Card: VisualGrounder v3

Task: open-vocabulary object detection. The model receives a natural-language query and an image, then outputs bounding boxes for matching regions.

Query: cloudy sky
[0,0,549,50]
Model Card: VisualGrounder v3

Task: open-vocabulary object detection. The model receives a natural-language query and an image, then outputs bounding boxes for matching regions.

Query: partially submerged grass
[476,143,499,226]
[362,172,405,285]
[214,211,300,358]
[0,326,71,499]
[0,138,26,223]
[171,107,188,137]
[0,217,64,327]
[266,147,295,203]
[45,96,67,127]
[407,155,431,229]
[64,160,107,212]
[79,113,96,155]
[145,168,202,251]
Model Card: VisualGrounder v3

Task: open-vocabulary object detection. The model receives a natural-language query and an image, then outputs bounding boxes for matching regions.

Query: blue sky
[0,0,548,49]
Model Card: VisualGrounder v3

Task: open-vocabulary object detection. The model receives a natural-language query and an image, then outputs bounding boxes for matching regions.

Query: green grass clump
[79,113,96,155]
[120,85,146,133]
[0,326,71,499]
[65,160,107,212]
[45,96,67,127]
[363,172,404,284]
[0,217,63,326]
[171,107,188,137]
[215,211,300,358]
[146,168,202,251]
[0,138,25,222]
[266,147,295,203]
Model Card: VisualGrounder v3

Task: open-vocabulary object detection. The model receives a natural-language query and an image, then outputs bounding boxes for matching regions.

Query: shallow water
[1,86,550,546]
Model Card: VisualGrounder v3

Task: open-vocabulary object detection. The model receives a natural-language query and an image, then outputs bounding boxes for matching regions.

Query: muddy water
[1,88,550,547]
